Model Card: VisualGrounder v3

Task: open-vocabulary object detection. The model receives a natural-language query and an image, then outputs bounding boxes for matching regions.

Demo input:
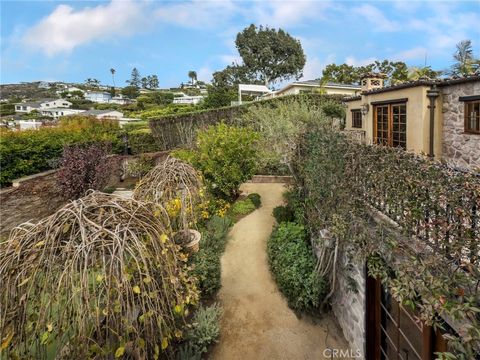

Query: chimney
[361,72,386,92]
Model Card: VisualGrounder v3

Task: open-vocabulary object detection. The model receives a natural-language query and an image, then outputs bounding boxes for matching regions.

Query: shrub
[247,193,261,208]
[267,222,327,312]
[56,142,113,199]
[0,116,120,187]
[185,304,221,354]
[239,99,330,176]
[170,148,196,165]
[0,191,199,359]
[230,198,256,216]
[194,123,259,199]
[206,215,233,245]
[191,246,221,297]
[126,154,156,178]
[127,128,160,154]
[191,215,232,297]
[272,205,294,223]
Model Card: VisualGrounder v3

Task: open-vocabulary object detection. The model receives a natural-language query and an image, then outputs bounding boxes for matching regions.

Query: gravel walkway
[210,183,349,360]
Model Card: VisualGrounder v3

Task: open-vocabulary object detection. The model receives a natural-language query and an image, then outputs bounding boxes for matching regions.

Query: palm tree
[110,68,116,88]
[188,70,197,85]
[408,66,441,81]
[450,40,480,76]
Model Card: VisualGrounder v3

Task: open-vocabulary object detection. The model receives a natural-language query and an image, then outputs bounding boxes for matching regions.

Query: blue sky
[1,0,479,88]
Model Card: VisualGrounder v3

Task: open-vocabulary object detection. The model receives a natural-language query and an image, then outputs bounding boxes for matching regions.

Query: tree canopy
[322,60,410,85]
[450,39,480,76]
[127,67,141,88]
[235,24,306,85]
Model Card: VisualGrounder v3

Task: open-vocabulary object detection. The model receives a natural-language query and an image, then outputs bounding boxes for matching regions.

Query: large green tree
[203,64,260,108]
[127,68,141,88]
[322,60,410,85]
[235,24,306,85]
[450,39,480,76]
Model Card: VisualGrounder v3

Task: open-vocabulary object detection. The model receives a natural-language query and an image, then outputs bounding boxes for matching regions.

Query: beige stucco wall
[345,86,443,158]
[278,85,360,97]
[324,87,360,96]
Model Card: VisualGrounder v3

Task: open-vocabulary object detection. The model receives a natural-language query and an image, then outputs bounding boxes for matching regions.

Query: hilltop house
[15,99,72,113]
[84,91,112,103]
[344,73,480,170]
[173,95,205,105]
[81,109,124,119]
[273,80,361,97]
[39,108,84,119]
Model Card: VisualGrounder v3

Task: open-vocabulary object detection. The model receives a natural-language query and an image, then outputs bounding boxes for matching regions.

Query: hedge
[0,118,121,187]
[148,94,344,150]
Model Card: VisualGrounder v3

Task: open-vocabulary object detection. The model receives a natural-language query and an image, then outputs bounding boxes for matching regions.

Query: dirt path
[210,183,349,360]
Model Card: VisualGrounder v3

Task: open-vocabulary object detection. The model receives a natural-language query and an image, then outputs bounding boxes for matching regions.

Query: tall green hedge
[0,118,121,187]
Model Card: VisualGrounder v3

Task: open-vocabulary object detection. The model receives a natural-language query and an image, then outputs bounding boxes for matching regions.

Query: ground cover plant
[0,191,199,359]
[190,215,232,298]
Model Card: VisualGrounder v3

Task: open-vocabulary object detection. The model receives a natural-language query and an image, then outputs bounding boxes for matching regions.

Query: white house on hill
[84,91,112,103]
[15,99,72,113]
[273,80,361,97]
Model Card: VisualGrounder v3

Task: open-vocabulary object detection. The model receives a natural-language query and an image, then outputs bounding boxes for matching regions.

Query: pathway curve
[210,183,349,360]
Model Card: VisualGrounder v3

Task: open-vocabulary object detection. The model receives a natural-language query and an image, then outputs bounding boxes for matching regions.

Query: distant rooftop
[82,109,121,115]
[291,79,361,89]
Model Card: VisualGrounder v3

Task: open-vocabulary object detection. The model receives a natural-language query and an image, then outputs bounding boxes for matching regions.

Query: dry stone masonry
[441,81,480,171]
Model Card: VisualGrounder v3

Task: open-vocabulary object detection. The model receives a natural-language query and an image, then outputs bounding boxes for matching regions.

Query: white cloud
[301,54,336,80]
[353,4,399,32]
[345,56,376,67]
[393,46,427,61]
[22,0,148,56]
[250,0,332,28]
[155,0,238,29]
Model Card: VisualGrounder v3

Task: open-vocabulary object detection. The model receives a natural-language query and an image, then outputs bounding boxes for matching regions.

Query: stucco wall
[441,81,480,171]
[345,85,443,158]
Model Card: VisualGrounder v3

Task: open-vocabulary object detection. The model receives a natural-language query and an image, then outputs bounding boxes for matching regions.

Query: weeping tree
[133,156,203,232]
[0,191,198,359]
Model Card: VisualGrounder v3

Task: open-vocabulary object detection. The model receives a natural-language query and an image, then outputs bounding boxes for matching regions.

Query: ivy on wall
[293,126,480,358]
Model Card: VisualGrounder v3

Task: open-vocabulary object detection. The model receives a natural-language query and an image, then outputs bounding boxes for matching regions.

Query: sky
[1,0,479,89]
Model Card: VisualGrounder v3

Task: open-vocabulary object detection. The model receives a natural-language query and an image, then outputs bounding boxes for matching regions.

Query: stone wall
[331,258,366,358]
[441,80,480,171]
[0,170,66,239]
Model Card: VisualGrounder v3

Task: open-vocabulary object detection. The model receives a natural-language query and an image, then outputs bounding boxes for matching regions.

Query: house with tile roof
[344,73,480,170]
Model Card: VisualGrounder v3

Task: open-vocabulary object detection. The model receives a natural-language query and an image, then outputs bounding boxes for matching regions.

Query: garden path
[210,182,349,360]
